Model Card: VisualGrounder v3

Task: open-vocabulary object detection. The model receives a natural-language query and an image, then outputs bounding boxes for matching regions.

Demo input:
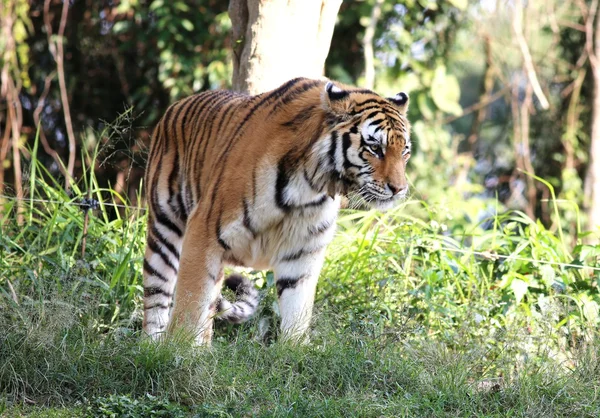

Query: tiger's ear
[322,81,353,118]
[388,92,409,115]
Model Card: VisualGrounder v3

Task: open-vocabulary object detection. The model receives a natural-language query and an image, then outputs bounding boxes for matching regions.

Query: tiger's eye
[370,144,384,159]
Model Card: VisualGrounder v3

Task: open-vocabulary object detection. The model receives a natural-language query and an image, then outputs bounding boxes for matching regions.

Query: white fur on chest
[219,163,340,270]
[225,197,339,270]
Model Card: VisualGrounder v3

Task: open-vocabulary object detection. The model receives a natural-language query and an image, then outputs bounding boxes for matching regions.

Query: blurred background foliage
[1,0,595,238]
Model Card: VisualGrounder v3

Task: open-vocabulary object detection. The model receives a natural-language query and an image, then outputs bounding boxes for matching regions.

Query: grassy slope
[1,312,599,417]
[1,163,600,416]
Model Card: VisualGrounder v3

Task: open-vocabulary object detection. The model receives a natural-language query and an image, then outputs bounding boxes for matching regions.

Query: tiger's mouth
[343,184,405,211]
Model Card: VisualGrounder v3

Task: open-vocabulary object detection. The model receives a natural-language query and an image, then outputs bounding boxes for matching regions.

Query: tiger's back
[143,78,411,343]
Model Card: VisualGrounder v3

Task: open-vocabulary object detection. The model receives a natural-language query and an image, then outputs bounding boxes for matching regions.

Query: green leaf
[510,278,528,304]
[580,294,599,323]
[181,19,194,32]
[417,94,436,120]
[540,264,556,288]
[430,65,462,116]
[447,0,467,9]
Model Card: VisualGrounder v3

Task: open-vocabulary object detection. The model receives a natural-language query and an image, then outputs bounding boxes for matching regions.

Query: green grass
[1,144,600,416]
[1,306,600,417]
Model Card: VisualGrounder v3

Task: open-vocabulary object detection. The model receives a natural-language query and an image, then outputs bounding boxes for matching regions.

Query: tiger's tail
[216,274,260,324]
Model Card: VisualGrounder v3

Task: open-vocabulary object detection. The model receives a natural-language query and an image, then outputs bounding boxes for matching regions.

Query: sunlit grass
[1,144,600,416]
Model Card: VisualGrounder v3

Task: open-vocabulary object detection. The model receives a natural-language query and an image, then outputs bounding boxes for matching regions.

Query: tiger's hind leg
[142,213,184,339]
[168,211,225,345]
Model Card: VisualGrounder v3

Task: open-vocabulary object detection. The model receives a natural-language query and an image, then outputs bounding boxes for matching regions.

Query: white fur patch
[326,81,343,94]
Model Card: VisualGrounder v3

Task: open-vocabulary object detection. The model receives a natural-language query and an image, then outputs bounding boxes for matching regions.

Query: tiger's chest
[220,196,340,270]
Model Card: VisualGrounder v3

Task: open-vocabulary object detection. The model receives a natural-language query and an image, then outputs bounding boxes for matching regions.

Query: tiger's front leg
[168,214,224,345]
[273,249,327,342]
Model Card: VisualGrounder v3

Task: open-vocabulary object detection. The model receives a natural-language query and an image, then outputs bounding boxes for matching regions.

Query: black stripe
[167,100,187,215]
[150,158,184,237]
[351,89,378,95]
[369,118,386,128]
[190,91,226,139]
[242,199,257,238]
[147,125,161,162]
[154,209,183,237]
[216,215,231,251]
[183,93,217,181]
[276,276,306,297]
[251,167,258,204]
[181,93,207,136]
[176,191,188,219]
[232,78,306,139]
[215,94,244,136]
[302,194,329,208]
[150,223,180,259]
[160,103,178,153]
[167,158,181,215]
[342,132,361,170]
[210,91,248,137]
[281,246,323,262]
[147,236,177,272]
[350,105,386,117]
[192,92,236,187]
[328,131,339,172]
[308,220,333,235]
[354,98,386,108]
[185,92,226,187]
[270,81,320,116]
[188,93,233,195]
[238,299,256,309]
[303,169,319,192]
[282,105,317,130]
[275,157,292,212]
[143,259,170,282]
[144,286,173,298]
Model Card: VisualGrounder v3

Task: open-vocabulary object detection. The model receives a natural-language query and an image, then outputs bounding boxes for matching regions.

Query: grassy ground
[1,155,600,416]
[1,309,599,417]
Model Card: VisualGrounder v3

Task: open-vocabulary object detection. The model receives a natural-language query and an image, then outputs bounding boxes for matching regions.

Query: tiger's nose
[388,183,406,196]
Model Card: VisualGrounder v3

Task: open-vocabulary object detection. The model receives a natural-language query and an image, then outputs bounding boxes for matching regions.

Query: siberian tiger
[143,78,411,344]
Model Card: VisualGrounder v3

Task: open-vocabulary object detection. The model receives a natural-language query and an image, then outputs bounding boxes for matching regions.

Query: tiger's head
[320,81,412,211]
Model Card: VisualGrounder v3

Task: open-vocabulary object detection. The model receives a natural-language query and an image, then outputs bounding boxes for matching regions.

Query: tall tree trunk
[229,0,342,95]
[362,0,384,90]
[586,3,600,236]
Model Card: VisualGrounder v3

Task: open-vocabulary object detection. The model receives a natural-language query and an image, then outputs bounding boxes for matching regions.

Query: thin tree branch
[45,0,76,191]
[580,0,599,72]
[512,0,550,110]
[443,86,509,125]
[33,70,67,175]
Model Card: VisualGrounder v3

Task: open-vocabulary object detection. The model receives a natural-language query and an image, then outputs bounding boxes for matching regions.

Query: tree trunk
[229,0,342,95]
[362,0,384,90]
[586,4,600,236]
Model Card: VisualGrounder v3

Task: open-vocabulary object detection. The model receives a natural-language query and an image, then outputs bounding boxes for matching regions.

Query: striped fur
[143,78,411,344]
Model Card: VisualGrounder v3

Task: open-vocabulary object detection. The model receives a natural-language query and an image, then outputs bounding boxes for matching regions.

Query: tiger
[143,77,411,344]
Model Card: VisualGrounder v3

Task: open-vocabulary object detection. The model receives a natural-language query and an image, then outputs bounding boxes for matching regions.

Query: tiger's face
[322,82,412,210]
